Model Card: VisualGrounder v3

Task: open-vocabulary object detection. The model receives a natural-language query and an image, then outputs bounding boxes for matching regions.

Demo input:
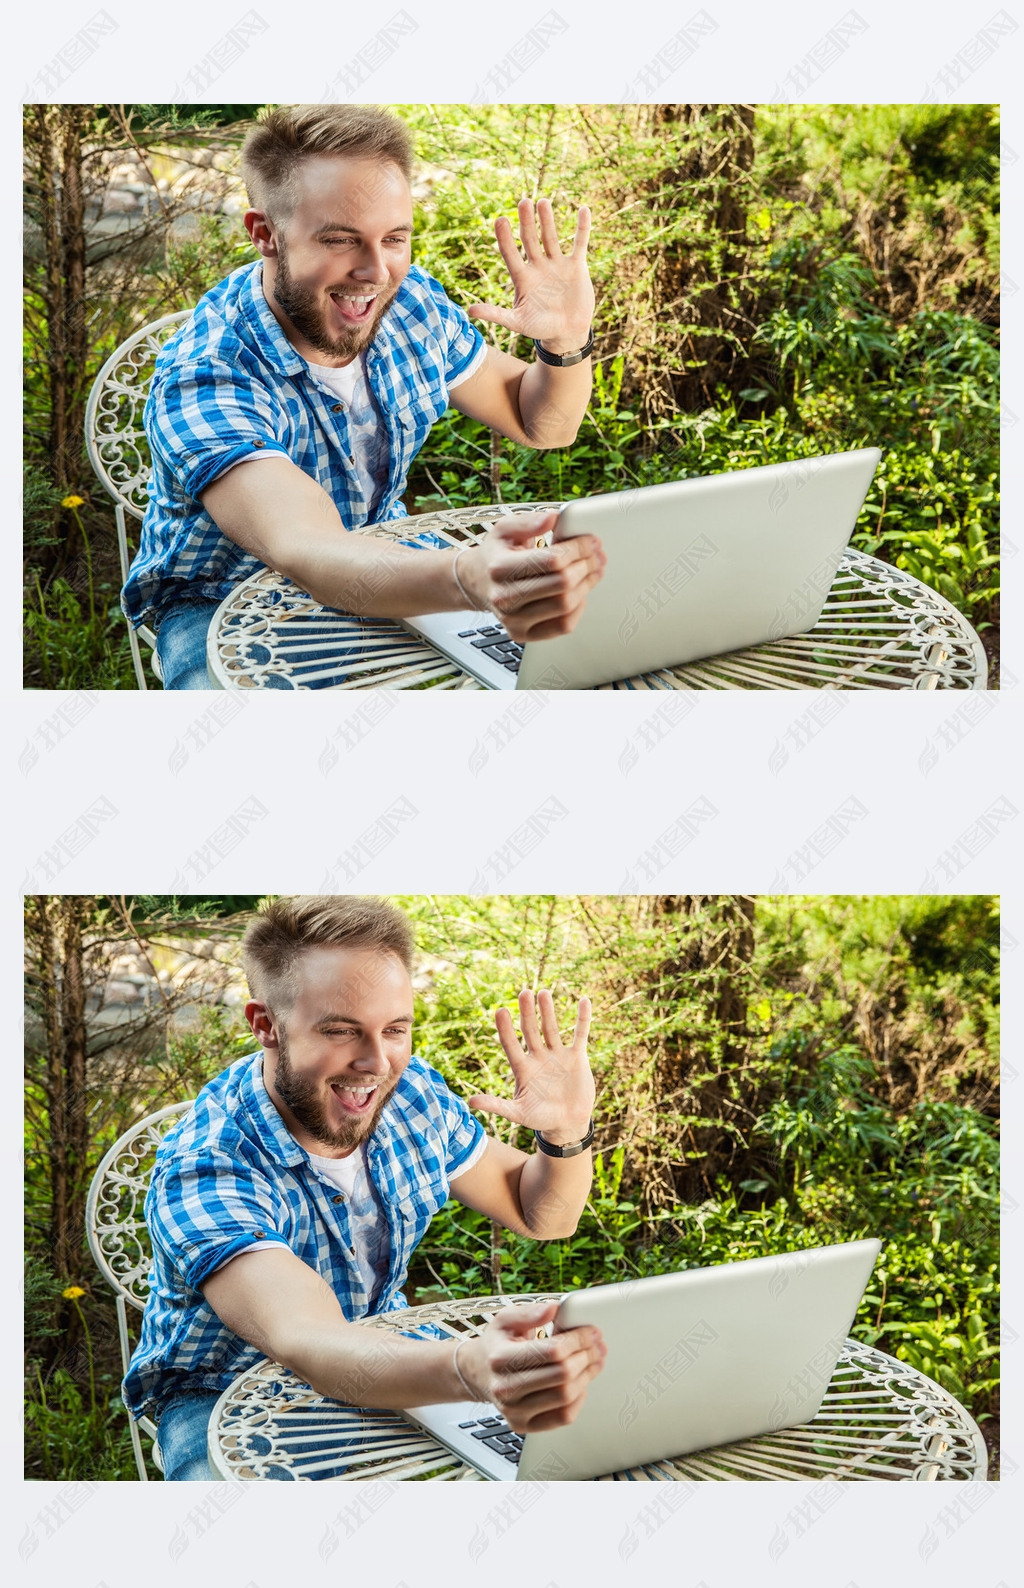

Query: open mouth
[330,1081,380,1115]
[330,292,378,326]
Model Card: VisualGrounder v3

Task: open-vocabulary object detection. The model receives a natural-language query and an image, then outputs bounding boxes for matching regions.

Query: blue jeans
[157,1391,222,1479]
[155,602,220,691]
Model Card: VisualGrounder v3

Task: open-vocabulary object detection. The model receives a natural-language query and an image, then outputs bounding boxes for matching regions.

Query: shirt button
[348,454,354,464]
[332,1194,344,1204]
[253,1229,265,1238]
[252,439,265,448]
[332,402,344,412]
[349,1246,356,1256]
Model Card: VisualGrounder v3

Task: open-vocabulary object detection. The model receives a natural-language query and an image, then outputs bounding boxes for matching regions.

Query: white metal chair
[84,312,190,689]
[85,1100,194,1479]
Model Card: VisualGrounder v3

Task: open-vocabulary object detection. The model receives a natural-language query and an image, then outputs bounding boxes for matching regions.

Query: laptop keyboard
[457,1414,524,1463]
[457,624,524,674]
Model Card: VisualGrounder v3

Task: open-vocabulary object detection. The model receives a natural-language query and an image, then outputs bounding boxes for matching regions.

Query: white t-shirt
[212,1132,487,1304]
[305,1143,392,1305]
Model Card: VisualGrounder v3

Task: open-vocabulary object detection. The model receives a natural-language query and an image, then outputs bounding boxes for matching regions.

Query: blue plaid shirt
[122,1051,484,1421]
[121,260,484,629]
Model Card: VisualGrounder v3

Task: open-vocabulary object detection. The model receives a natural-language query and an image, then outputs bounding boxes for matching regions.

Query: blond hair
[241,103,414,222]
[240,895,414,1014]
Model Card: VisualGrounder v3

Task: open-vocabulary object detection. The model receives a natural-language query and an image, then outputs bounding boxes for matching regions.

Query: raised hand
[469,989,595,1144]
[468,197,594,353]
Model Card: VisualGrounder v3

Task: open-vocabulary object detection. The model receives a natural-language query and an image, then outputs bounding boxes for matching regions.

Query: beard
[271,1027,394,1152]
[271,237,394,361]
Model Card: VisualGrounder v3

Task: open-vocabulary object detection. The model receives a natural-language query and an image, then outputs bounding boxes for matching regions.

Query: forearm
[202,459,470,617]
[280,1317,468,1409]
[205,1250,469,1408]
[516,355,593,448]
[515,1145,593,1238]
[288,531,469,618]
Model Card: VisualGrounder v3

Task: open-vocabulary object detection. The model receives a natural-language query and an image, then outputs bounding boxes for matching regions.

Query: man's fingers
[517,197,543,261]
[507,582,602,642]
[499,571,604,640]
[571,204,591,258]
[467,300,518,332]
[490,1301,560,1338]
[517,988,543,1052]
[493,565,599,621]
[466,1090,521,1123]
[572,994,592,1050]
[535,197,563,259]
[480,523,606,640]
[495,1325,603,1384]
[491,509,561,546]
[496,1339,607,1428]
[500,1360,604,1426]
[536,988,563,1051]
[493,1004,527,1066]
[492,214,528,278]
[489,533,603,587]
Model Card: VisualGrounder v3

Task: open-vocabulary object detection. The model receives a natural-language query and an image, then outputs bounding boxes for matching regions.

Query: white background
[8,2,1020,1583]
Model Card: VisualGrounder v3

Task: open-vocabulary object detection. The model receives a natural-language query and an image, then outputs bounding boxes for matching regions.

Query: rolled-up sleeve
[149,1146,291,1293]
[147,356,292,502]
[418,271,485,387]
[420,1061,485,1178]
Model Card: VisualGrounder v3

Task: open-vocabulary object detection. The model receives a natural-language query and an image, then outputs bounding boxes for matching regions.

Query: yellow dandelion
[62,1285,86,1300]
[61,494,85,509]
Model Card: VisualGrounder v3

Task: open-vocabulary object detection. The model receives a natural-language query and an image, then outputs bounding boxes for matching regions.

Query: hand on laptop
[469,989,596,1142]
[458,1299,606,1433]
[457,512,606,642]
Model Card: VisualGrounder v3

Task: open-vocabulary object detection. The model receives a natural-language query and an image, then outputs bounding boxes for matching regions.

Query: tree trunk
[25,104,93,560]
[32,898,70,1277]
[27,894,92,1284]
[58,108,90,495]
[638,104,758,418]
[59,898,90,1283]
[642,895,759,1203]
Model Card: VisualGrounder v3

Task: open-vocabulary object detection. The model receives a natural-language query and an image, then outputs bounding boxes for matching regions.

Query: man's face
[259,945,414,1155]
[259,154,414,364]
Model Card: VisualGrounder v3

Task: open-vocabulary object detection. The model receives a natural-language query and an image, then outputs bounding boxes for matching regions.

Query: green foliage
[24,1265,153,1481]
[24,573,138,690]
[25,1366,143,1482]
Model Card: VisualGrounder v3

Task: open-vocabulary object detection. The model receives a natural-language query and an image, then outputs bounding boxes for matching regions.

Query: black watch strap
[533,329,594,367]
[534,1120,595,1158]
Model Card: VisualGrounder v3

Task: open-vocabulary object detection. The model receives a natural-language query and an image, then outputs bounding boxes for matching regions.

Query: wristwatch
[534,1120,595,1158]
[533,329,594,367]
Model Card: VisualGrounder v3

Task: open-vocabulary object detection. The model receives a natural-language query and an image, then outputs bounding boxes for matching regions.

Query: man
[121,104,606,687]
[123,896,605,1479]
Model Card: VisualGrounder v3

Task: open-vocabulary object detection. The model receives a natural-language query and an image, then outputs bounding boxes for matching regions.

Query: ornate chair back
[85,1100,194,1478]
[83,311,190,689]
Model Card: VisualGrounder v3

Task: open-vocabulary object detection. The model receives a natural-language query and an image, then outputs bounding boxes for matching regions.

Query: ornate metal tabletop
[207,1293,988,1481]
[206,502,987,691]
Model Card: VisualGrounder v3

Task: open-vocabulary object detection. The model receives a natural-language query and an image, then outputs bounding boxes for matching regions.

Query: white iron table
[207,1293,988,1481]
[206,503,988,691]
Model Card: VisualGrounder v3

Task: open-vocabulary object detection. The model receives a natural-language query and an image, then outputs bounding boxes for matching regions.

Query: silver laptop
[403,448,880,688]
[404,1237,880,1480]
